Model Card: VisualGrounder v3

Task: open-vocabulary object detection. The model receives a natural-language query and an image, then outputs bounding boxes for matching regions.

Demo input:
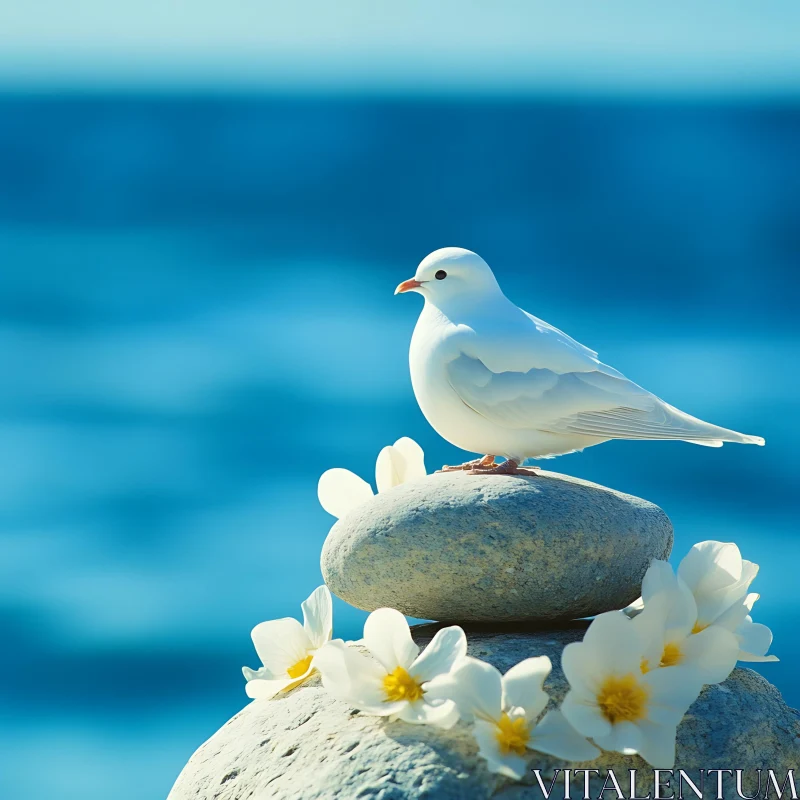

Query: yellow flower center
[382,666,424,702]
[597,674,649,724]
[660,641,683,667]
[692,621,708,634]
[287,654,313,679]
[495,712,530,756]
[640,658,650,674]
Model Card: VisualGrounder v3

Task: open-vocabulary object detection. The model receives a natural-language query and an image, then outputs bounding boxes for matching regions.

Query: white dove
[395,247,764,475]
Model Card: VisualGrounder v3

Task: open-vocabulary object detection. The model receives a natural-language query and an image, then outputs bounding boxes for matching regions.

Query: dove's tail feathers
[715,432,765,446]
[552,396,766,447]
[686,436,768,447]
[683,430,765,447]
[660,402,765,447]
[725,432,765,446]
[688,433,765,447]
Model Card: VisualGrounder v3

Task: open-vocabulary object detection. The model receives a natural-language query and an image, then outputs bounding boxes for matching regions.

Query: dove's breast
[408,305,516,457]
[407,304,601,461]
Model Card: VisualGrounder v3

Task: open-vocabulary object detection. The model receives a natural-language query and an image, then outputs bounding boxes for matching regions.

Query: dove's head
[395,248,502,308]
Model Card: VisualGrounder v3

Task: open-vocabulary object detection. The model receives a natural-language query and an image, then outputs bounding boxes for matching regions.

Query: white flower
[318,437,426,519]
[677,540,758,630]
[674,541,777,662]
[626,541,777,664]
[426,656,599,780]
[633,560,739,685]
[242,585,332,699]
[313,608,465,728]
[561,611,702,768]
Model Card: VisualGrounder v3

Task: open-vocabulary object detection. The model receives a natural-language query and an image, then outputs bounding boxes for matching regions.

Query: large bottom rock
[169,624,799,800]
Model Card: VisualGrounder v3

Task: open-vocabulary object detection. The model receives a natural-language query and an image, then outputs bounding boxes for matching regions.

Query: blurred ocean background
[1,3,799,799]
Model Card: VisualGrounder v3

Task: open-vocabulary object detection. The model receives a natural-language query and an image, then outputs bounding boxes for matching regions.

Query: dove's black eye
[435,270,447,280]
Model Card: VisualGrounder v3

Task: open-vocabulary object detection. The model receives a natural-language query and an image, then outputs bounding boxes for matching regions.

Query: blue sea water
[0,93,798,800]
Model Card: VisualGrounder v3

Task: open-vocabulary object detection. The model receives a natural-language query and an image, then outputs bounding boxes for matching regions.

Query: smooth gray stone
[321,470,673,621]
[168,624,800,800]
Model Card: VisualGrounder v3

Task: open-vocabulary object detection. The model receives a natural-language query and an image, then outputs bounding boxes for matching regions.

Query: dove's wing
[522,311,599,362]
[446,318,747,444]
[452,308,604,376]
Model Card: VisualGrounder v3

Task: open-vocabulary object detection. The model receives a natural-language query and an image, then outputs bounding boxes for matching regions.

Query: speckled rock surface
[168,625,800,800]
[321,471,673,622]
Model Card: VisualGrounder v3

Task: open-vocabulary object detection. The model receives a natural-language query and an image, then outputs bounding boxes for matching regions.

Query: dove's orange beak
[394,278,423,295]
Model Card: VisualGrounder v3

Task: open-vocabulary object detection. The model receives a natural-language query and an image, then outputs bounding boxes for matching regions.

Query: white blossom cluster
[243,538,777,777]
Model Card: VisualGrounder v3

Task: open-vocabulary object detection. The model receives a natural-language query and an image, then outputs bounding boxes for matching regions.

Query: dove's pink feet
[468,458,540,477]
[438,455,497,473]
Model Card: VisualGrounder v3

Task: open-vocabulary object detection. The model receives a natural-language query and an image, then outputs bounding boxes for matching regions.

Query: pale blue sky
[1,0,799,94]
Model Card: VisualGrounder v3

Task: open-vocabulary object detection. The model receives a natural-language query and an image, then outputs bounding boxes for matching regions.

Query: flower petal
[641,563,698,636]
[301,585,333,650]
[642,559,677,602]
[394,698,459,729]
[581,611,643,675]
[318,468,374,519]
[668,585,699,638]
[593,719,643,756]
[635,720,678,769]
[678,541,742,594]
[473,719,529,780]
[375,446,403,494]
[411,626,467,683]
[699,585,755,629]
[425,656,503,723]
[631,594,670,673]
[313,640,404,715]
[363,607,420,671]
[242,665,264,682]
[736,617,778,662]
[243,673,297,700]
[392,437,426,482]
[561,641,601,693]
[680,625,739,684]
[642,666,702,726]
[713,593,754,632]
[531,709,601,761]
[502,656,551,719]
[737,651,779,664]
[560,687,612,740]
[249,617,312,677]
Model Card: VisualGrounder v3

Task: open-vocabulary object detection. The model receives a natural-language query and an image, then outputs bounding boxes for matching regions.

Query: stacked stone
[169,471,800,800]
[322,470,673,623]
